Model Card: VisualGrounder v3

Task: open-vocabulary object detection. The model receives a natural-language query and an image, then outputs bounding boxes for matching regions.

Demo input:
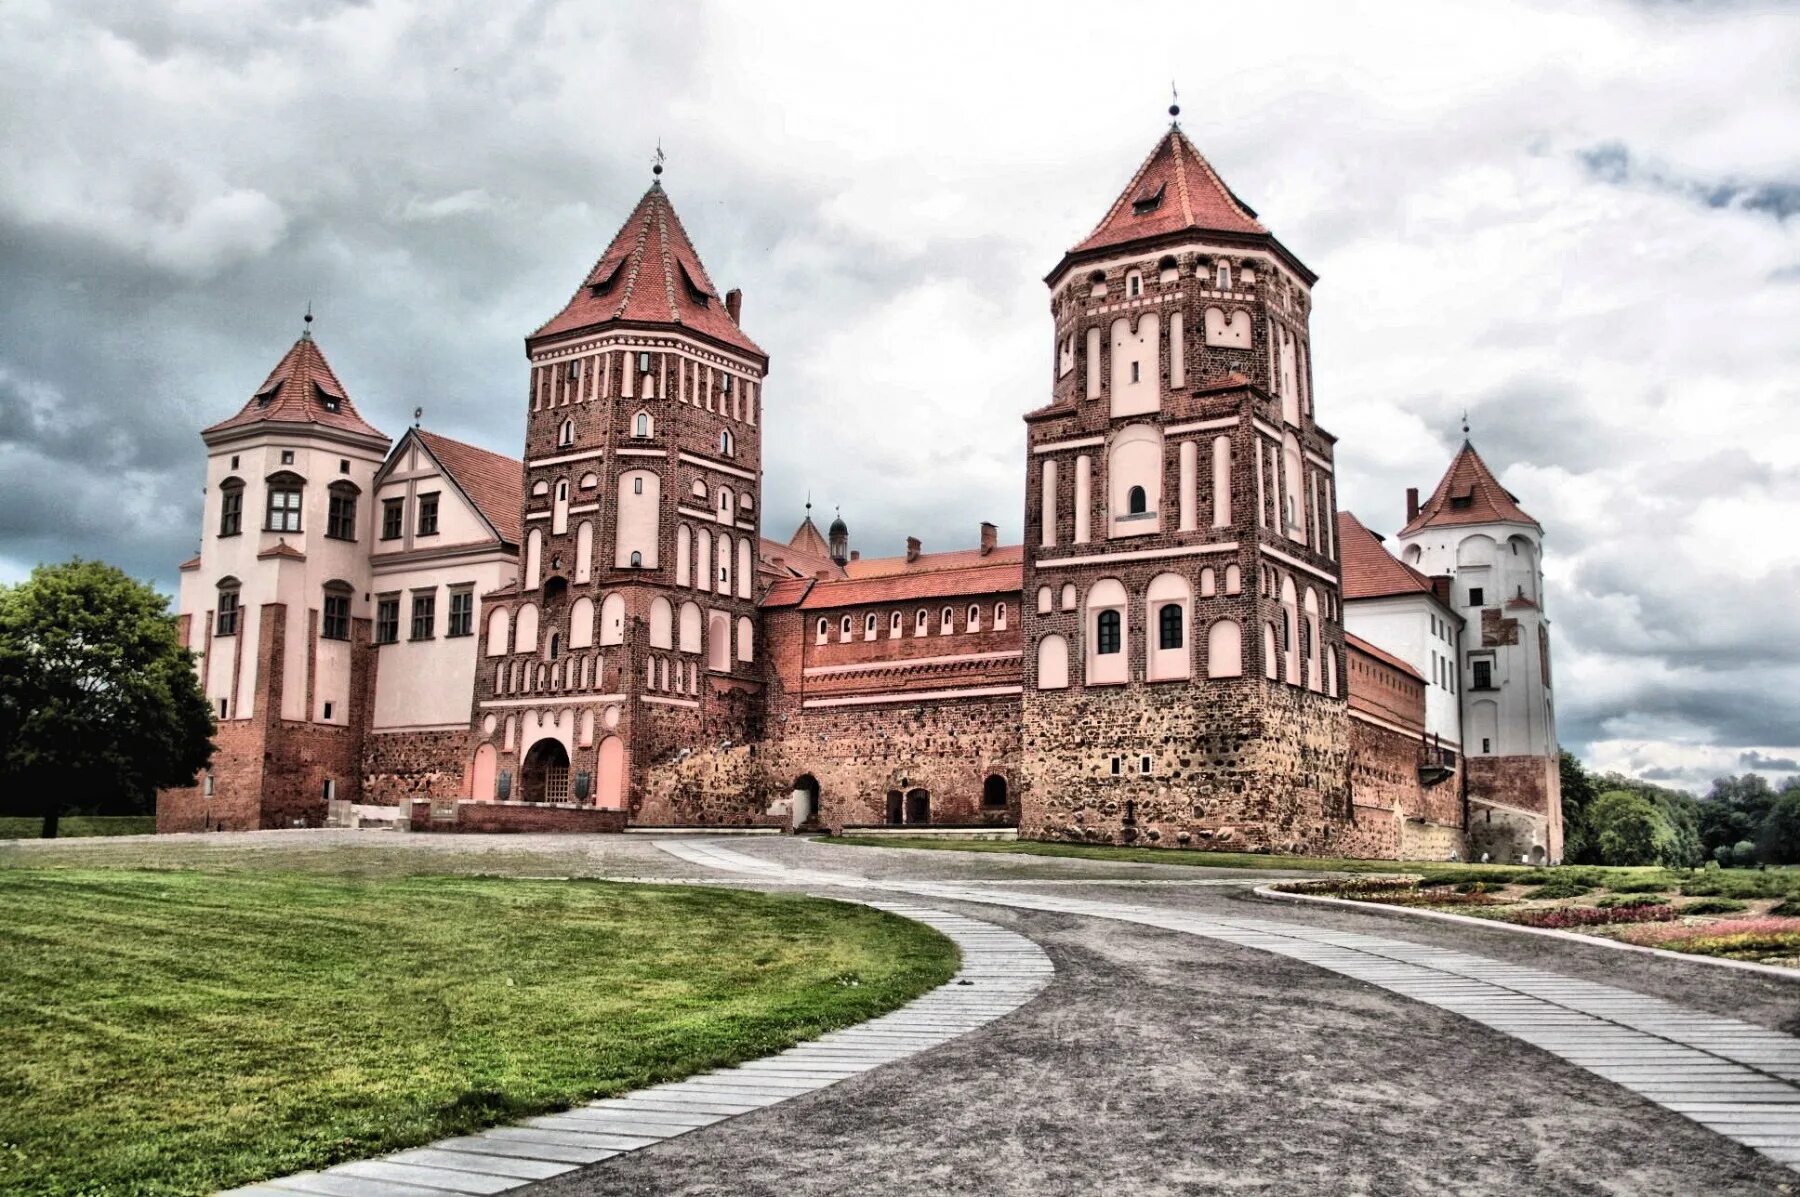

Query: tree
[0,560,213,836]
[1759,791,1800,866]
[1559,750,1597,864]
[1697,774,1779,858]
[1587,789,1678,867]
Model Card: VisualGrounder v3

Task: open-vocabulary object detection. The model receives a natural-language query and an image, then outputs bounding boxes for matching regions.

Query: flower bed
[1503,903,1679,929]
[1615,917,1800,961]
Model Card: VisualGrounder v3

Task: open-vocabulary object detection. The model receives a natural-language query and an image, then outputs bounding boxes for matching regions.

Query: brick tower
[467,167,769,821]
[160,321,390,830]
[1018,115,1351,851]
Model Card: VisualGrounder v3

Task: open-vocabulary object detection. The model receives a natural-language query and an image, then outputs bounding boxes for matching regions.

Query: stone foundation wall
[638,743,786,827]
[408,799,628,834]
[363,728,472,805]
[1019,678,1349,852]
[1344,713,1466,861]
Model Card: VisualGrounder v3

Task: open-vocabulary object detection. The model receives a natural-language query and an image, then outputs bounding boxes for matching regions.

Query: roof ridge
[1170,129,1195,227]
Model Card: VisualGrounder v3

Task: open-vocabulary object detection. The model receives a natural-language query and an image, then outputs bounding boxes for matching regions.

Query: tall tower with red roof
[160,319,392,831]
[1018,113,1352,851]
[1396,438,1561,862]
[468,167,769,817]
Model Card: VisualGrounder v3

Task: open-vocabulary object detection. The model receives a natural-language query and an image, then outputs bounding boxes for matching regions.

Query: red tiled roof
[178,555,201,571]
[414,429,523,546]
[257,542,305,560]
[785,516,836,565]
[1072,127,1266,256]
[759,576,815,609]
[532,183,764,358]
[1345,631,1425,682]
[205,333,387,441]
[843,543,1025,579]
[1402,441,1540,535]
[800,560,1023,609]
[1338,511,1436,601]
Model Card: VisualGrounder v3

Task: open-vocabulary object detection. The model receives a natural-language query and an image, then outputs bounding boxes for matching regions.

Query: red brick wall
[156,718,266,832]
[1469,754,1562,863]
[409,799,627,834]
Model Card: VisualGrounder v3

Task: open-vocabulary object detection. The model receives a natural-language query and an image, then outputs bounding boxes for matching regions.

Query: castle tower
[828,509,850,567]
[468,169,769,819]
[1396,439,1561,862]
[1018,116,1351,851]
[160,321,390,830]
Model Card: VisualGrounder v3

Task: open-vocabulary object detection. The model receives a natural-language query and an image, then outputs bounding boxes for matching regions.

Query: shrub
[1770,897,1800,917]
[1507,904,1679,929]
[1525,880,1591,901]
[1605,878,1672,894]
[1732,840,1759,868]
[1681,898,1749,915]
[1704,858,1722,873]
[1597,894,1669,909]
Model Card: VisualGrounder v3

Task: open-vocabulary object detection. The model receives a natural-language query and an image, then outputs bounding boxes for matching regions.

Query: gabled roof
[786,515,834,564]
[412,429,524,546]
[1338,511,1438,601]
[1402,440,1540,535]
[204,331,387,442]
[1345,631,1425,683]
[798,560,1024,610]
[1072,126,1266,256]
[532,182,764,358]
[843,544,1025,579]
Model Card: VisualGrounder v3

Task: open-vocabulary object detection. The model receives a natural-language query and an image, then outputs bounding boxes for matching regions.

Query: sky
[2,0,1797,792]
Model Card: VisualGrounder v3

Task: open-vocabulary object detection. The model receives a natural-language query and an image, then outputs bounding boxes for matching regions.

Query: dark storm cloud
[1742,751,1800,772]
[1579,141,1800,221]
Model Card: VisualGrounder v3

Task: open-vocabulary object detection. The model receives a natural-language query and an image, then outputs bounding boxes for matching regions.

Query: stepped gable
[1070,126,1267,256]
[531,181,764,358]
[205,331,386,441]
[1338,511,1436,600]
[1402,440,1540,535]
[414,429,524,545]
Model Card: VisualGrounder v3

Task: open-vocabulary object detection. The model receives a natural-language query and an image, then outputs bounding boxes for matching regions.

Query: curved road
[523,835,1800,1197]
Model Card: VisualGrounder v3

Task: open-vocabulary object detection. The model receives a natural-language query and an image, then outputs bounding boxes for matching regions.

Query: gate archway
[520,738,570,804]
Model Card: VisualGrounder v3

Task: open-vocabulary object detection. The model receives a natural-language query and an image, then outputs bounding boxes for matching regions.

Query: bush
[1681,898,1749,915]
[1732,840,1759,868]
[1597,894,1669,909]
[1770,897,1800,917]
[1606,878,1673,894]
[1589,790,1680,867]
[1507,904,1679,929]
[1525,880,1591,901]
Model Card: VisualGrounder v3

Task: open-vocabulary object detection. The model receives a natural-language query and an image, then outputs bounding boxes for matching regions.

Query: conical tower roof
[1401,441,1540,535]
[532,182,764,358]
[204,330,386,443]
[1072,126,1267,256]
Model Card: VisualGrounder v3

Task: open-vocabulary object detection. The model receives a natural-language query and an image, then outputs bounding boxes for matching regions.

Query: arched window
[1060,583,1076,611]
[485,605,510,657]
[915,609,928,635]
[1036,634,1070,690]
[865,613,877,639]
[559,418,575,447]
[680,601,702,653]
[840,615,853,640]
[940,606,955,635]
[217,478,245,536]
[1208,620,1243,678]
[1096,610,1121,655]
[215,578,241,636]
[983,774,1009,809]
[630,550,642,567]
[649,597,673,649]
[719,429,734,456]
[1127,485,1147,515]
[1036,585,1052,614]
[548,632,560,661]
[816,618,829,645]
[967,604,981,632]
[995,602,1008,630]
[890,612,902,636]
[1199,567,1217,597]
[326,481,359,541]
[633,410,651,438]
[569,596,594,649]
[265,471,303,533]
[1159,604,1183,650]
[737,616,754,662]
[1224,563,1242,595]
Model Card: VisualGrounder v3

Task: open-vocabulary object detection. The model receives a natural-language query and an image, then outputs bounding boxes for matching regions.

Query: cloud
[1,0,1797,789]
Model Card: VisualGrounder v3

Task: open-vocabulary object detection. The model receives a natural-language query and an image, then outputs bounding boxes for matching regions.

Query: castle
[158,119,1562,864]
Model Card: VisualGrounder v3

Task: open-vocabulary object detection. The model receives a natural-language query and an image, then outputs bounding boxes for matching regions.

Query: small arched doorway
[595,736,625,809]
[520,738,570,804]
[471,744,498,801]
[982,774,1008,811]
[904,787,930,825]
[790,774,821,828]
[885,790,903,825]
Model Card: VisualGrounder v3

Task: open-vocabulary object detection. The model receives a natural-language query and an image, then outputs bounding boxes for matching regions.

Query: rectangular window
[280,450,295,465]
[1096,610,1122,655]
[321,593,351,640]
[1130,361,1140,383]
[1140,755,1153,775]
[216,591,240,636]
[218,698,228,719]
[266,486,302,532]
[416,492,439,536]
[410,592,436,640]
[322,701,334,720]
[1472,659,1493,690]
[381,498,404,540]
[1110,756,1122,776]
[219,488,243,537]
[327,490,357,540]
[1468,586,1485,607]
[448,590,474,637]
[375,596,400,644]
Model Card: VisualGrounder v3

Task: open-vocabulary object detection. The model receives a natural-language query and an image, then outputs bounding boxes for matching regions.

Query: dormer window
[589,260,622,297]
[255,387,278,408]
[1449,488,1474,510]
[1131,182,1166,216]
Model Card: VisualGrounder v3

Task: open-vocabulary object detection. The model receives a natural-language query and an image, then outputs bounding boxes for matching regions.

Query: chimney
[725,288,742,323]
[906,536,921,563]
[850,550,860,562]
[979,522,997,556]
[814,569,833,581]
[1406,487,1420,522]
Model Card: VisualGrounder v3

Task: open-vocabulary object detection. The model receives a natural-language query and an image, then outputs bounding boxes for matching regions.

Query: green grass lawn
[0,868,958,1197]
[0,815,158,839]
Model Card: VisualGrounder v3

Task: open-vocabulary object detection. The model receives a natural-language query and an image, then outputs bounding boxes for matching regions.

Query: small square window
[339,459,349,474]
[230,455,239,469]
[1469,587,1485,607]
[281,450,295,465]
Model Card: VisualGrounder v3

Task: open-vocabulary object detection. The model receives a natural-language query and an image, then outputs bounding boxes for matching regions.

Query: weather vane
[414,406,423,428]
[653,140,665,180]
[302,301,314,339]
[1461,408,1470,437]
[1169,82,1180,123]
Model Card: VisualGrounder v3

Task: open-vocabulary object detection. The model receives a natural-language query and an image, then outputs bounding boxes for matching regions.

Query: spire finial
[1169,82,1180,124]
[413,406,423,429]
[301,301,314,340]
[1461,409,1471,439]
[652,140,665,182]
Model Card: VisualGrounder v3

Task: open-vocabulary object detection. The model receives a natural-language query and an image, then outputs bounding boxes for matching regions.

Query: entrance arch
[471,744,497,801]
[520,738,570,804]
[886,790,903,825]
[790,774,820,828]
[982,774,1008,810]
[595,736,625,810]
[904,787,930,825]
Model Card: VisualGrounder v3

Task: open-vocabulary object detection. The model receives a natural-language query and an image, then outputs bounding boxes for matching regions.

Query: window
[637,351,652,374]
[381,498,403,540]
[1472,659,1493,689]
[339,459,349,474]
[548,633,560,661]
[816,618,829,644]
[634,412,649,438]
[890,612,902,635]
[326,485,357,540]
[1468,587,1485,607]
[915,609,928,635]
[1097,610,1122,655]
[1127,485,1148,515]
[265,477,302,532]
[1111,756,1122,776]
[321,591,351,640]
[448,590,474,637]
[1216,261,1232,290]
[1140,755,1153,775]
[630,550,643,567]
[1159,603,1183,650]
[720,429,734,456]
[567,360,581,382]
[416,492,439,536]
[633,477,643,495]
[559,418,575,447]
[216,586,240,636]
[841,615,853,638]
[1130,361,1140,383]
[410,592,436,640]
[941,606,955,635]
[280,450,295,465]
[995,602,1007,630]
[218,482,243,537]
[322,701,334,720]
[967,604,981,630]
[1126,271,1142,298]
[376,596,400,644]
[865,613,877,638]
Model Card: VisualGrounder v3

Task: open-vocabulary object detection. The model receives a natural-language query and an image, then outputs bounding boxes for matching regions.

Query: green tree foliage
[1759,791,1800,866]
[0,560,213,837]
[1559,750,1597,864]
[1587,789,1681,867]
[1697,773,1779,860]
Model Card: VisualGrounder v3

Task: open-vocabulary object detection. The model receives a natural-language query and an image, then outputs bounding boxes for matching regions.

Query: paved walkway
[220,834,1800,1195]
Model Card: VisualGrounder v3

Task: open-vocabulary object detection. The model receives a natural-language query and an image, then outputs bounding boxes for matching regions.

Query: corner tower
[1018,115,1351,851]
[467,169,769,819]
[1396,439,1561,862]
